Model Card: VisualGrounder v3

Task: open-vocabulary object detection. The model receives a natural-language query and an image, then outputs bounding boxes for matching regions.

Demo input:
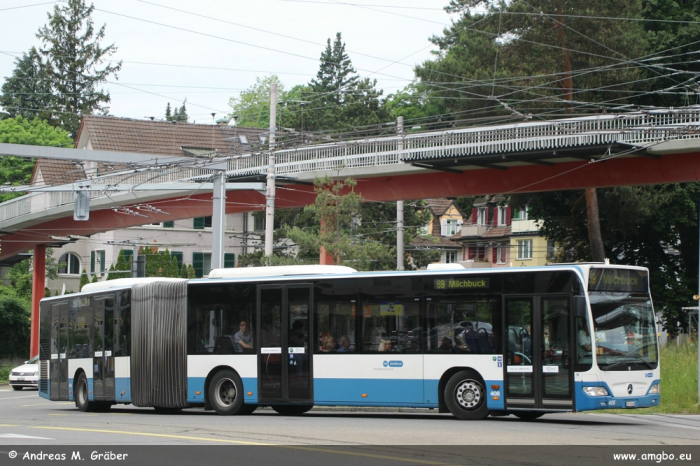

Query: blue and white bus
[38,263,659,420]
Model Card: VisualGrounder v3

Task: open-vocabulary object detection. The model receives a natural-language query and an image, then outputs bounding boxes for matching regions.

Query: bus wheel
[514,412,544,421]
[75,373,95,412]
[209,370,244,415]
[272,405,313,416]
[444,370,489,420]
[238,404,257,415]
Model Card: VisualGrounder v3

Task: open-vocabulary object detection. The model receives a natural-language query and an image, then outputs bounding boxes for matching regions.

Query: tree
[36,0,122,135]
[0,297,31,358]
[0,47,53,121]
[0,116,73,202]
[79,269,90,290]
[7,248,61,301]
[166,99,188,122]
[107,249,130,280]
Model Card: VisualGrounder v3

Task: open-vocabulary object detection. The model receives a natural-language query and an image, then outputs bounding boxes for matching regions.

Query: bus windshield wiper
[600,357,655,371]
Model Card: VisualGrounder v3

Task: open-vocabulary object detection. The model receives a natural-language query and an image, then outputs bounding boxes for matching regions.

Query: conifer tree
[36,0,122,135]
[0,47,53,121]
[79,269,89,290]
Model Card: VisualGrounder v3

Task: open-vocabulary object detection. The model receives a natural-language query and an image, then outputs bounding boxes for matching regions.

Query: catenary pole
[396,116,405,271]
[265,82,277,258]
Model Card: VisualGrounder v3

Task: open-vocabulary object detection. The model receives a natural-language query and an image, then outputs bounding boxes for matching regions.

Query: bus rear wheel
[272,405,313,416]
[444,370,489,420]
[75,373,96,412]
[209,370,244,415]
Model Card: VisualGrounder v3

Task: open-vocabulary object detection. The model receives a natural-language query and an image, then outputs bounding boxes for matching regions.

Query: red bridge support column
[30,244,46,358]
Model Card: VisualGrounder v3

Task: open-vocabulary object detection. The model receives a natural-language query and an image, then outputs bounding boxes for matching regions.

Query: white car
[9,355,39,391]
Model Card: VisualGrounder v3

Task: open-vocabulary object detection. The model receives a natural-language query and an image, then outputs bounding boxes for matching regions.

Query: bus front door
[258,285,313,405]
[50,301,69,401]
[93,296,116,402]
[504,296,573,411]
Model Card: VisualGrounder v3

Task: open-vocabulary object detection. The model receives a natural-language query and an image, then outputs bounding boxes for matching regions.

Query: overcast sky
[0,0,456,124]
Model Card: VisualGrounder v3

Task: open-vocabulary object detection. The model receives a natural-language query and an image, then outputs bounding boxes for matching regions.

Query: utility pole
[396,116,405,271]
[265,82,277,258]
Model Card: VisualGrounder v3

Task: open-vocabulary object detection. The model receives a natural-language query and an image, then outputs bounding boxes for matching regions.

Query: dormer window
[476,207,487,225]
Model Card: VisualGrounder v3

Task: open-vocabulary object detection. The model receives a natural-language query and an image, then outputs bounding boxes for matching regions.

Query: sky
[0,0,456,124]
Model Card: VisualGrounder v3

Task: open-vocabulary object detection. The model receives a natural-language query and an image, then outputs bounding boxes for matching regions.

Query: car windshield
[589,292,658,371]
[27,355,39,364]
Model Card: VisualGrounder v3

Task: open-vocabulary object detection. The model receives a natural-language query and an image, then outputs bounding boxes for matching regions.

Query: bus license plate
[625,401,636,408]
[18,378,25,381]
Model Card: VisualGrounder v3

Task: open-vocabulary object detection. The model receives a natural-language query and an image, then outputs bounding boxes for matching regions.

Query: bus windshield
[589,292,658,371]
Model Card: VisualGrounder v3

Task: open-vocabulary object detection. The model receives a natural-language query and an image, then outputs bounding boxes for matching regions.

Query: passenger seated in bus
[378,339,392,352]
[320,334,336,352]
[439,337,454,353]
[233,320,254,353]
[337,335,352,352]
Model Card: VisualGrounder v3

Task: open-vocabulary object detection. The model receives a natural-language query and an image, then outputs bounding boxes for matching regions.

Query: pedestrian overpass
[1,109,700,262]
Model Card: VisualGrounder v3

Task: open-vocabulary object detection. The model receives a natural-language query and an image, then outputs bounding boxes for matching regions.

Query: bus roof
[207,265,357,279]
[81,277,186,293]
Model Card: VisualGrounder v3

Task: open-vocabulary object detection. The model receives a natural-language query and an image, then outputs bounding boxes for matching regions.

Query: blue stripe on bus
[314,378,425,404]
[187,377,258,404]
[574,381,660,411]
[115,378,131,402]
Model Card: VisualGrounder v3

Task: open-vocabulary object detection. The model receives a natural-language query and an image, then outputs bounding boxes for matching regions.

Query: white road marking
[0,433,54,440]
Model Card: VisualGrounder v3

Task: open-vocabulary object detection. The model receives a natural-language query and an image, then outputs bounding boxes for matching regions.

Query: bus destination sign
[435,277,490,290]
[588,268,648,293]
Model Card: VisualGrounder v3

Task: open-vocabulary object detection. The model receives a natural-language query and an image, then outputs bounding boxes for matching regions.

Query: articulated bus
[38,263,659,420]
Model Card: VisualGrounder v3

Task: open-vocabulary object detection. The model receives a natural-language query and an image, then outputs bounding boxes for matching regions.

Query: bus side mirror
[573,296,586,318]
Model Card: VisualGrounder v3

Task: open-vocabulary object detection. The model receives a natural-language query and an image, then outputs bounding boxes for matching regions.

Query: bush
[0,296,31,358]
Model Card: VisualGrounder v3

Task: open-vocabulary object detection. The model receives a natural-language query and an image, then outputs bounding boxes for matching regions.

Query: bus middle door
[257,285,313,405]
[50,301,69,401]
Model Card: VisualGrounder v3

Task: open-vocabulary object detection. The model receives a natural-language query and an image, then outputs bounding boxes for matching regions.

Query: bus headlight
[583,386,609,397]
[648,384,659,395]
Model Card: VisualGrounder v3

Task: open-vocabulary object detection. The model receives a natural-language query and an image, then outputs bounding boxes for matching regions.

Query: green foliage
[180,262,189,278]
[166,99,188,122]
[91,273,98,283]
[0,296,31,358]
[7,248,61,301]
[79,269,89,290]
[416,1,649,118]
[237,250,304,267]
[186,264,196,279]
[107,249,130,280]
[0,47,53,121]
[0,116,73,202]
[36,0,122,135]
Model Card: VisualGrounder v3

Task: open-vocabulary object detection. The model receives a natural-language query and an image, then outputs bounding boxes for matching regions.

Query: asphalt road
[0,386,698,465]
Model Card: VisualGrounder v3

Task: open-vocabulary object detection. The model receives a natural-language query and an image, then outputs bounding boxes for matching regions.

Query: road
[0,387,698,465]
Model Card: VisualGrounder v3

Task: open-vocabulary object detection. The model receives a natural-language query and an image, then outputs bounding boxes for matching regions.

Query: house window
[253,214,265,231]
[194,216,212,229]
[514,206,528,220]
[163,221,174,228]
[442,219,460,236]
[193,252,212,278]
[444,251,457,263]
[477,208,487,225]
[498,206,508,225]
[517,240,533,260]
[498,245,507,264]
[90,250,106,276]
[58,253,81,275]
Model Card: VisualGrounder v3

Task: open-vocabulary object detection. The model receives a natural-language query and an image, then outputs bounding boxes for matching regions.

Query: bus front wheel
[209,370,244,415]
[75,373,96,412]
[444,370,489,420]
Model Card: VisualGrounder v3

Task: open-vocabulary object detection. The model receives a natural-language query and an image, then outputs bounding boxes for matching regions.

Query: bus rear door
[504,296,573,411]
[93,296,116,402]
[50,301,69,401]
[257,285,313,405]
